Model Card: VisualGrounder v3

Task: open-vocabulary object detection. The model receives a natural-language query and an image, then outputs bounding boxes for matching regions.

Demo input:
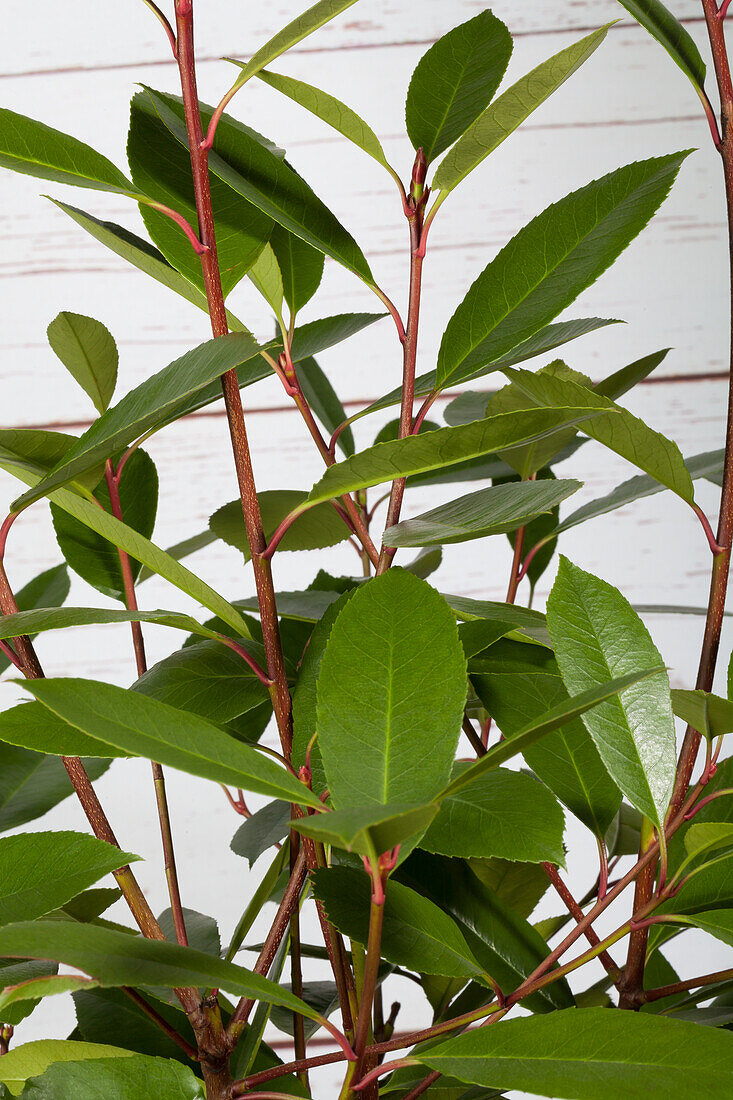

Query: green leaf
[128,91,272,298]
[51,448,158,601]
[0,109,140,196]
[134,640,269,742]
[555,448,724,538]
[616,0,707,95]
[433,26,610,193]
[406,12,513,164]
[144,88,372,282]
[441,667,663,801]
[210,490,349,558]
[469,858,550,920]
[0,921,321,1020]
[0,831,138,925]
[470,640,621,836]
[13,331,261,509]
[1,698,124,768]
[292,803,439,858]
[421,1008,733,1096]
[671,909,733,948]
[47,312,118,414]
[158,908,220,958]
[312,866,486,980]
[0,566,69,676]
[0,975,97,1019]
[397,851,572,1012]
[231,801,290,866]
[505,367,695,503]
[383,479,581,547]
[269,223,325,317]
[684,821,733,863]
[671,688,733,740]
[437,153,688,389]
[18,678,321,808]
[240,587,342,623]
[246,243,284,315]
[306,407,600,505]
[421,768,565,865]
[0,607,234,648]
[547,558,676,826]
[257,69,390,171]
[228,0,358,87]
[292,589,358,796]
[296,357,354,456]
[51,201,248,331]
[317,571,467,807]
[0,1041,133,1095]
[0,744,109,833]
[19,1054,205,1100]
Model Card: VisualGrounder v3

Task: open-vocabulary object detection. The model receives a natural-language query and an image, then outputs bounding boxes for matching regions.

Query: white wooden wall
[0,2,730,1091]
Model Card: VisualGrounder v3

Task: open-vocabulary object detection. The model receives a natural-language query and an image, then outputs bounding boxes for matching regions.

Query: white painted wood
[0,1,729,1084]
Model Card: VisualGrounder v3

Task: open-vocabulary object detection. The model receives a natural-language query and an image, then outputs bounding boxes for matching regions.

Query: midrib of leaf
[64,315,104,409]
[422,50,477,159]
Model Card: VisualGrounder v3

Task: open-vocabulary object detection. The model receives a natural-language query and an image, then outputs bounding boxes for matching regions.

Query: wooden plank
[0,1,705,77]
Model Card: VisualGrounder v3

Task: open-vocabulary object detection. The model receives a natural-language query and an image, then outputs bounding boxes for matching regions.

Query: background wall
[0,1,730,1094]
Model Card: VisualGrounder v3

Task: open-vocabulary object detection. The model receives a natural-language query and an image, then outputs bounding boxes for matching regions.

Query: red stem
[542,862,621,980]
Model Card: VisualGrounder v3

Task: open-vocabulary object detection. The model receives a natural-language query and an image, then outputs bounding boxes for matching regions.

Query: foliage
[0,2,730,1099]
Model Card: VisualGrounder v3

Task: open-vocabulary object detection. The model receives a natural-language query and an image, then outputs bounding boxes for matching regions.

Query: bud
[410,147,428,203]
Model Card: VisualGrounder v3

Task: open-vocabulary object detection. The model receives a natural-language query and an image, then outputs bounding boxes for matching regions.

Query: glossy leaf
[73,987,197,1069]
[398,851,573,1012]
[0,1041,133,1095]
[0,831,137,925]
[317,571,467,807]
[292,803,439,858]
[128,91,271,297]
[672,909,733,949]
[617,0,707,95]
[269,224,324,316]
[0,700,119,758]
[257,69,390,170]
[547,558,676,825]
[292,589,358,796]
[0,744,109,833]
[505,366,694,502]
[312,866,486,980]
[0,975,96,1018]
[683,822,733,863]
[228,0,358,87]
[231,801,290,866]
[670,688,733,740]
[383,479,581,547]
[433,26,610,193]
[470,858,550,920]
[210,490,349,559]
[406,12,513,164]
[51,201,248,331]
[0,565,69,676]
[134,640,269,742]
[0,108,140,195]
[51,448,158,600]
[19,1054,205,1100]
[555,448,724,537]
[13,331,261,509]
[422,1008,733,1096]
[47,312,118,414]
[19,678,321,808]
[0,607,232,648]
[442,667,662,801]
[247,243,284,315]
[0,921,320,1019]
[421,767,565,865]
[297,357,354,456]
[438,153,688,388]
[470,640,621,836]
[144,88,372,282]
[306,408,598,505]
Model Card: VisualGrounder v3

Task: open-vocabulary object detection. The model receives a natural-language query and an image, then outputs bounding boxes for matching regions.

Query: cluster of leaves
[0,1,731,1098]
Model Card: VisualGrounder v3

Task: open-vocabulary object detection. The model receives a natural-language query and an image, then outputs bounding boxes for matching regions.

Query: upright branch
[173,0,293,757]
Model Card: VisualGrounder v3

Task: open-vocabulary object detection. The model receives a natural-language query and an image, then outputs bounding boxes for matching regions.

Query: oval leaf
[547,558,676,826]
[47,312,118,414]
[20,1054,204,1100]
[317,571,467,807]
